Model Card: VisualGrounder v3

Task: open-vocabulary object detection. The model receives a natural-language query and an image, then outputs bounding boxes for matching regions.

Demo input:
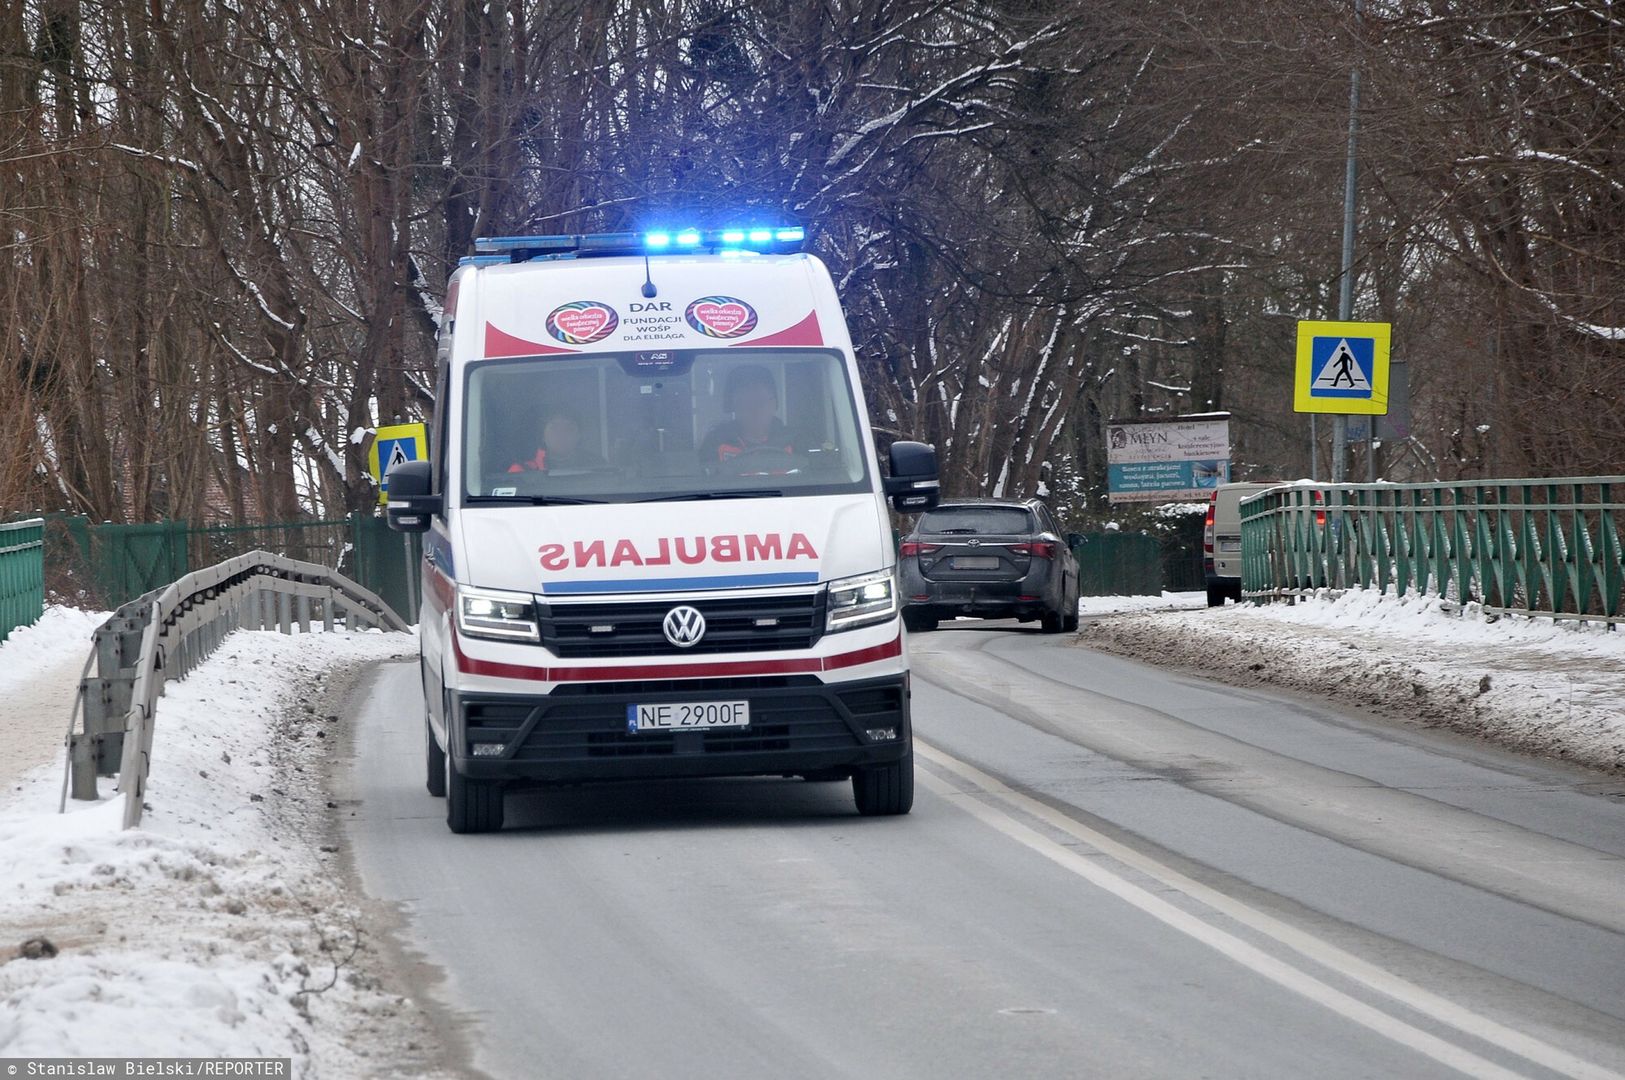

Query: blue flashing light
[471,224,805,262]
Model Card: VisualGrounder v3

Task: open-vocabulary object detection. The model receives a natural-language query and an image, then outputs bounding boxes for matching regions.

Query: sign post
[367,422,428,620]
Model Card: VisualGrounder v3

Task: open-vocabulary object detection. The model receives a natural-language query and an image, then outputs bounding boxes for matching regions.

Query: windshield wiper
[467,495,606,506]
[636,489,783,503]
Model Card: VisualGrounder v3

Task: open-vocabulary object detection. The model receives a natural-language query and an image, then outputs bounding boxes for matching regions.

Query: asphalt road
[338,622,1625,1080]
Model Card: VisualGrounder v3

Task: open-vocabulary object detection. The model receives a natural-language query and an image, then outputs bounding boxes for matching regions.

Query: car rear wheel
[1040,607,1065,633]
[903,611,938,632]
[853,750,913,816]
[1206,583,1226,607]
[1063,607,1079,632]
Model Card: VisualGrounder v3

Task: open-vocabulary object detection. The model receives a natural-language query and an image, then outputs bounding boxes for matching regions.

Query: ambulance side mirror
[885,441,940,513]
[385,460,440,532]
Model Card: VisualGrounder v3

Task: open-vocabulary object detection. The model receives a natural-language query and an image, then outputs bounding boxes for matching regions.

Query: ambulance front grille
[539,592,826,657]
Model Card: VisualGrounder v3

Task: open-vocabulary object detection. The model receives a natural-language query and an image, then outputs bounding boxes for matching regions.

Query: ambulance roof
[456,253,847,358]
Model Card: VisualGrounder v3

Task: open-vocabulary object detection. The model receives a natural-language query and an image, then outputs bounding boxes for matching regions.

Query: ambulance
[385,227,940,833]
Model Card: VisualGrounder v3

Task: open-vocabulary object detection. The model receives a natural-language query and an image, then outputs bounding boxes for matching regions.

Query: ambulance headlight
[825,570,897,633]
[457,586,540,642]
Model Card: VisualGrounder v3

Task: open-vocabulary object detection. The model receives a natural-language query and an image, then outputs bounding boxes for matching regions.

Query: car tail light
[1203,493,1216,555]
[1007,541,1057,558]
[900,541,943,557]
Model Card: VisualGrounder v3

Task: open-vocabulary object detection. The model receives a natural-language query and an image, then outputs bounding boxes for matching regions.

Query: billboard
[1105,417,1231,503]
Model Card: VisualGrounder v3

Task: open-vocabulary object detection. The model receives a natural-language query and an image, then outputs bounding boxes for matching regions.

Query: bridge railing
[1240,477,1624,626]
[1,518,45,643]
[63,549,410,828]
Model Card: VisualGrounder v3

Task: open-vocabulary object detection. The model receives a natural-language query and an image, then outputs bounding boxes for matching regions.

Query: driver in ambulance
[508,410,603,473]
[699,365,795,466]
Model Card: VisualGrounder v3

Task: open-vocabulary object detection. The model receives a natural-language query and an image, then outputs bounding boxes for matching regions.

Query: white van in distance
[1204,482,1276,606]
[386,227,940,832]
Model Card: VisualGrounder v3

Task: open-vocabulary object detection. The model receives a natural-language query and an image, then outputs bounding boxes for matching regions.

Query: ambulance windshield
[461,348,871,503]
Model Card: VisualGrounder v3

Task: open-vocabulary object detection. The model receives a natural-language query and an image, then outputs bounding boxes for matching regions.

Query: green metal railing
[1241,477,1625,625]
[45,514,419,617]
[0,518,46,642]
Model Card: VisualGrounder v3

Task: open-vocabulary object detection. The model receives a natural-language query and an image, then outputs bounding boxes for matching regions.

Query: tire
[853,750,914,816]
[1064,607,1079,632]
[903,611,937,633]
[446,758,504,834]
[1206,583,1225,607]
[425,712,446,798]
[1040,606,1065,633]
[1228,580,1244,603]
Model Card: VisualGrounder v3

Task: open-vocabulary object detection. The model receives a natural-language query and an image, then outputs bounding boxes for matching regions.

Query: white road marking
[917,739,1623,1080]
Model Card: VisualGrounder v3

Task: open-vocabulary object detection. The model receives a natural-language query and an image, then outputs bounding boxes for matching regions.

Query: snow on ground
[0,612,454,1076]
[1077,590,1208,617]
[1079,588,1625,774]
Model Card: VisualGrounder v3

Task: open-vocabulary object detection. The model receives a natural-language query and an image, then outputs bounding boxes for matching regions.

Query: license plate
[954,556,1000,570]
[1220,539,1242,552]
[627,700,750,733]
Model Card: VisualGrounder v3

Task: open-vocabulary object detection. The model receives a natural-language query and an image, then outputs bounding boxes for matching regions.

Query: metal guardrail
[1240,477,1625,626]
[1,518,45,643]
[62,549,410,828]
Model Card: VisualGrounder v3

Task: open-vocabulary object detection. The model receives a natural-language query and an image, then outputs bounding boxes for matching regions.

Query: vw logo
[662,605,707,648]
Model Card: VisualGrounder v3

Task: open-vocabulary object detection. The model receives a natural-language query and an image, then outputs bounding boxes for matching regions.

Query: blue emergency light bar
[473,225,806,262]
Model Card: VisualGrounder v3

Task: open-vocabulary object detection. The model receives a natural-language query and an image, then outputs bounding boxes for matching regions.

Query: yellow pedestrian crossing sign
[367,423,428,505]
[1295,320,1391,415]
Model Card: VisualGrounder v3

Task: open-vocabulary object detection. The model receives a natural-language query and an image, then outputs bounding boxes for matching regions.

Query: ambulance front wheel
[853,750,914,816]
[446,758,505,833]
[425,710,446,798]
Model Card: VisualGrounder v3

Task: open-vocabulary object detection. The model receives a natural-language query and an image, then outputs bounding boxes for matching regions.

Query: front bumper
[448,673,911,784]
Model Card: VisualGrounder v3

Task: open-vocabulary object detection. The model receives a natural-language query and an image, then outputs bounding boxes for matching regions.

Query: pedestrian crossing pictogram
[1309,337,1374,395]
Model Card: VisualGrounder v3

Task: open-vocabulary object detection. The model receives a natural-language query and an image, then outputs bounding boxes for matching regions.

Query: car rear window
[918,507,1033,535]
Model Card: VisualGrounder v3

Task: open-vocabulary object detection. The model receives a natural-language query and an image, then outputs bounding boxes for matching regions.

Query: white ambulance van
[385,227,940,832]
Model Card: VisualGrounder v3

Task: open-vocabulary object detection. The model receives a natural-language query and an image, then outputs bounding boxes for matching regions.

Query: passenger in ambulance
[699,365,796,469]
[507,411,604,473]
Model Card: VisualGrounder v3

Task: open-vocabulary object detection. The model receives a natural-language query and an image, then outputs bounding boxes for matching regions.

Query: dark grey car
[898,499,1080,633]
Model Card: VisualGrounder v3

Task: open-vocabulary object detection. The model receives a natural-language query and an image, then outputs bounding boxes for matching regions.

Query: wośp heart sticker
[685,296,758,339]
[547,301,620,344]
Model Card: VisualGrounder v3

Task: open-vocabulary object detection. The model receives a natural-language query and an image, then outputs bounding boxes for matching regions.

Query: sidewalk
[1077,590,1625,775]
[0,608,107,800]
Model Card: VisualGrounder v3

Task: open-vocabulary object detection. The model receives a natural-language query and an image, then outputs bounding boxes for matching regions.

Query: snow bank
[0,625,440,1075]
[0,607,108,792]
[1079,589,1625,774]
